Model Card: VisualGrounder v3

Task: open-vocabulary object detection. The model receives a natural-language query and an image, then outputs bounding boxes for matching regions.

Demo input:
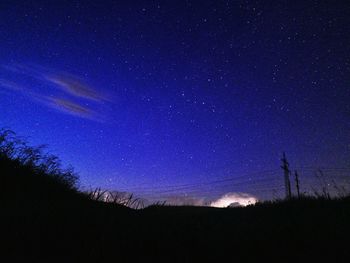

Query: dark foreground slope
[1,130,350,262]
[2,167,350,263]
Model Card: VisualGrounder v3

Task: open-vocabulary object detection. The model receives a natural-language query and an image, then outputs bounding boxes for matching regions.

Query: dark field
[1,131,350,262]
[2,173,350,262]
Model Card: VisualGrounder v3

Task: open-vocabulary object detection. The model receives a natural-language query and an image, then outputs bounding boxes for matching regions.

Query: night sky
[1,1,349,203]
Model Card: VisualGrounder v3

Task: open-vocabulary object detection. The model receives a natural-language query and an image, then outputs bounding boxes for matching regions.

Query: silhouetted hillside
[1,129,350,262]
[0,129,78,199]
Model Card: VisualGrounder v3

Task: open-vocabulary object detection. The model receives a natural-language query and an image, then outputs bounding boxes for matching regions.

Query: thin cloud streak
[49,98,95,119]
[1,64,109,121]
[46,74,107,102]
[0,79,99,121]
[0,79,27,93]
[2,63,109,102]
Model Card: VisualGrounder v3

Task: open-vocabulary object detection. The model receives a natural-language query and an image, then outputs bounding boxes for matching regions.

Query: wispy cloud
[0,79,26,93]
[46,74,107,102]
[1,64,108,121]
[0,80,97,120]
[49,98,96,119]
[3,63,108,101]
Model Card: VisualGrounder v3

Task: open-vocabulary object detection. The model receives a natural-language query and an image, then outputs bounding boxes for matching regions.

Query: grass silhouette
[1,128,350,262]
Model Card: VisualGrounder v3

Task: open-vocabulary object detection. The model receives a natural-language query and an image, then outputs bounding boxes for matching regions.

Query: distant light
[210,192,258,208]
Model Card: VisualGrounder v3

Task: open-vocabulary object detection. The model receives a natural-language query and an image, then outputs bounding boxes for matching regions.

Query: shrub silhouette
[86,187,145,208]
[0,128,139,208]
[0,128,79,200]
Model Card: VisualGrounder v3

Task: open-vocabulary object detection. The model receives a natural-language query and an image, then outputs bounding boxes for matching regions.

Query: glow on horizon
[210,192,258,207]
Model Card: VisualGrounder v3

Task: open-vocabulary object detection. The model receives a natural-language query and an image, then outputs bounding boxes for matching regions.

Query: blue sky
[1,0,349,201]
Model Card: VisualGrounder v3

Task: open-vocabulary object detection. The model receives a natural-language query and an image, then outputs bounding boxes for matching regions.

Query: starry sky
[0,0,349,202]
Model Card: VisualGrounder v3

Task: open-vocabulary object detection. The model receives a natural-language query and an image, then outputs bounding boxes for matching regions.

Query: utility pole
[281,152,292,200]
[294,170,300,199]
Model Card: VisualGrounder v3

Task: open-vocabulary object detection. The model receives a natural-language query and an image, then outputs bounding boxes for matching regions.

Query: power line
[112,166,349,200]
[139,186,286,199]
[130,173,281,194]
[120,169,280,192]
[135,177,284,195]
